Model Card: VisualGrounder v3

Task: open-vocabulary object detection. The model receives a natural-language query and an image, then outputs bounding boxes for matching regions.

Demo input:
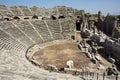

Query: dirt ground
[32,41,113,74]
[32,42,99,69]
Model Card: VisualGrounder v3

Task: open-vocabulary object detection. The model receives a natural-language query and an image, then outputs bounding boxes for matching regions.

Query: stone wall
[0,5,81,17]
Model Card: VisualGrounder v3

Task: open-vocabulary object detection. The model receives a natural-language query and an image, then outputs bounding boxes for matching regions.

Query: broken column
[66,60,74,68]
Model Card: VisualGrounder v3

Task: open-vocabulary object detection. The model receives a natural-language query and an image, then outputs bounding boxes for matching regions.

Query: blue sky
[0,0,120,15]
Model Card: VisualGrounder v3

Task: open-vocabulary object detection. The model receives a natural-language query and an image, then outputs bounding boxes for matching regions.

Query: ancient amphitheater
[0,5,120,80]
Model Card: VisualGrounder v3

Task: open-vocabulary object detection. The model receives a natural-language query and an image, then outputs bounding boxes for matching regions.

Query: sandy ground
[32,42,99,69]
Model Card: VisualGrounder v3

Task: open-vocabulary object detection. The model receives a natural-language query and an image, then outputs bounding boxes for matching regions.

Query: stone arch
[4,18,10,21]
[41,17,47,20]
[58,15,65,19]
[71,35,75,40]
[13,16,20,20]
[51,15,56,20]
[24,17,29,19]
[32,15,38,19]
[76,19,81,31]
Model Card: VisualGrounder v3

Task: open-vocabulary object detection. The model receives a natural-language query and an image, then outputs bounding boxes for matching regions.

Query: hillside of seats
[0,5,77,17]
[0,28,79,80]
[10,6,24,16]
[0,21,80,80]
[1,4,119,80]
[0,5,13,16]
[0,19,108,80]
[0,18,75,46]
[0,5,77,79]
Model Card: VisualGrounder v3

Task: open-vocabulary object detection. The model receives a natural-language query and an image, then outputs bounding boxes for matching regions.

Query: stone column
[112,20,117,37]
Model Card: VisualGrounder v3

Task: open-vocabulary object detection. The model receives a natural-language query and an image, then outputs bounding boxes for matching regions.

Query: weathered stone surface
[113,22,120,38]
[0,4,120,80]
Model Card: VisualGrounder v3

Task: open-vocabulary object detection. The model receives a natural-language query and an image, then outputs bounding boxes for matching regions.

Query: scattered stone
[66,60,74,68]
[45,64,58,72]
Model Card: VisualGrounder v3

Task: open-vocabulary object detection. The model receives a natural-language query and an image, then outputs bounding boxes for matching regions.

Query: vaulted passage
[76,20,81,31]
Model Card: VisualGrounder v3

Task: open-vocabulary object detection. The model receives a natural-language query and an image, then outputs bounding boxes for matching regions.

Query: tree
[116,15,120,20]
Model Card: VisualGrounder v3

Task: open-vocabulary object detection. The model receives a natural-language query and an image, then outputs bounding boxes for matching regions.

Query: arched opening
[32,15,38,19]
[58,15,65,19]
[13,16,20,21]
[51,15,56,20]
[41,17,47,20]
[77,16,80,18]
[24,17,29,19]
[4,18,10,21]
[76,20,81,31]
[71,35,75,40]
